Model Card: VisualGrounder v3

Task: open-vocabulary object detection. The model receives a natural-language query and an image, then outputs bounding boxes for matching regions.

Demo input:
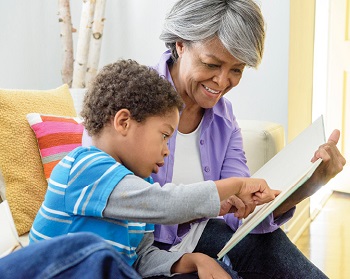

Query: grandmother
[147,0,345,278]
[82,0,345,277]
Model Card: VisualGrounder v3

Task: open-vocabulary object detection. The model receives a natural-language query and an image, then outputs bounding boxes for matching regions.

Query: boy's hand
[196,254,232,279]
[219,195,254,219]
[237,177,280,206]
[171,253,232,279]
[215,177,280,218]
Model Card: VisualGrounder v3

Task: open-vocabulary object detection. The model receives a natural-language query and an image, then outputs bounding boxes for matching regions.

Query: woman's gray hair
[160,0,265,68]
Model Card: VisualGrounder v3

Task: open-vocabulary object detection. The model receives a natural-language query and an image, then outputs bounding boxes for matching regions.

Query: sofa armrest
[239,120,285,175]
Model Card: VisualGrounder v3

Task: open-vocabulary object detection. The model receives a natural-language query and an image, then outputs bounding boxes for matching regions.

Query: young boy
[29,59,277,278]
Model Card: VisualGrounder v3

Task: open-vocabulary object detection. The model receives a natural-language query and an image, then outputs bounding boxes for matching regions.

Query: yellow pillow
[0,84,76,235]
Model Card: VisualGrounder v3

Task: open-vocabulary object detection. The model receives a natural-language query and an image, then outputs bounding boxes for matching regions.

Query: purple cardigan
[151,51,294,246]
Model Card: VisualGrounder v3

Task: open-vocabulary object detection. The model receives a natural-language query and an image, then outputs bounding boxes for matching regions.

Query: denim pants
[193,219,329,279]
[0,232,141,279]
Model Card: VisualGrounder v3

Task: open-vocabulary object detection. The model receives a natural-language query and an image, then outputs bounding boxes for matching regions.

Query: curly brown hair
[81,59,183,136]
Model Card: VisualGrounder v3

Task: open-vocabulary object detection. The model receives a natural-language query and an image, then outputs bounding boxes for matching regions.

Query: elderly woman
[82,0,345,277]
[146,0,345,278]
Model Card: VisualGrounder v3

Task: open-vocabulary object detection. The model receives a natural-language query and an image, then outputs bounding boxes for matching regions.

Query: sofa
[0,85,285,247]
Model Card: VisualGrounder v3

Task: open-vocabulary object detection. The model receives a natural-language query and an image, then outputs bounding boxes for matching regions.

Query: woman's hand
[171,253,232,279]
[310,129,346,186]
[274,129,346,218]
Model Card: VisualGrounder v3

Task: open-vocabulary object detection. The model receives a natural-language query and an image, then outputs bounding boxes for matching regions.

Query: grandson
[29,59,277,278]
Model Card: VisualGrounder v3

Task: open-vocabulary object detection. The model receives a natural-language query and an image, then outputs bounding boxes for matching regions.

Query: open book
[217,116,326,260]
[0,200,23,258]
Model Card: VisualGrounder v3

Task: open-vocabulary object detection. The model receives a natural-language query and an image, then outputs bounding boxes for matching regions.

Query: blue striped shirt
[29,146,154,266]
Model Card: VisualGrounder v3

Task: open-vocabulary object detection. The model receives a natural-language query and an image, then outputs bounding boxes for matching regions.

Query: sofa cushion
[26,113,84,180]
[0,85,76,235]
[239,120,285,175]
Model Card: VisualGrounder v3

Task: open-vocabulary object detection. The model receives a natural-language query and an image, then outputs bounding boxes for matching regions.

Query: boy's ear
[113,109,132,136]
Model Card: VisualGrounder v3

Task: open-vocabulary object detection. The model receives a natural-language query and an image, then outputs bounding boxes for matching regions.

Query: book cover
[217,116,326,259]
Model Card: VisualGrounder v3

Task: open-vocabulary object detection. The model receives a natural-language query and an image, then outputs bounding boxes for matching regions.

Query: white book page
[217,116,326,259]
[0,200,22,258]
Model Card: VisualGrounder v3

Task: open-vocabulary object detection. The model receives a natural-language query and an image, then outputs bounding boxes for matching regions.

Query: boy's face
[122,108,179,178]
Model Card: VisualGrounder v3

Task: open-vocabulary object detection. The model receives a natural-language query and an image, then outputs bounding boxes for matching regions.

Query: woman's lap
[193,219,328,279]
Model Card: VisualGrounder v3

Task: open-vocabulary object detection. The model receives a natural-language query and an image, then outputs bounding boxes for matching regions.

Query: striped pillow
[26,113,84,180]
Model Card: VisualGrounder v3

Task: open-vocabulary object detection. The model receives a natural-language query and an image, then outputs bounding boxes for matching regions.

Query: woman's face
[174,36,245,109]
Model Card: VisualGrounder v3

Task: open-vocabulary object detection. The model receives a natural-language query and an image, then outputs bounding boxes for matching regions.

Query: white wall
[227,1,290,130]
[0,0,289,130]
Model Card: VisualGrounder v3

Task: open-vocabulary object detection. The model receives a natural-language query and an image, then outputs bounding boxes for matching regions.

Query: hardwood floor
[295,191,350,279]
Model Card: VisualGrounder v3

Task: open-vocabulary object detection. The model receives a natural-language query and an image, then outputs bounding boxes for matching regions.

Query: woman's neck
[178,106,204,134]
[177,93,204,134]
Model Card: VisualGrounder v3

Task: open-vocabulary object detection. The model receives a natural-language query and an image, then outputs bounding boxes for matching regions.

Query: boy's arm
[103,175,220,224]
[133,233,185,277]
[104,175,277,223]
[134,233,232,278]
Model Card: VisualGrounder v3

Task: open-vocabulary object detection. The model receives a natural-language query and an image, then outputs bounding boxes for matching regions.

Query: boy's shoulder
[68,146,106,159]
[67,146,134,176]
[62,146,114,172]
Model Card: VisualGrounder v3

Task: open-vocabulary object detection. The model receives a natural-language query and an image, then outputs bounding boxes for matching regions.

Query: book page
[0,200,22,258]
[217,116,326,259]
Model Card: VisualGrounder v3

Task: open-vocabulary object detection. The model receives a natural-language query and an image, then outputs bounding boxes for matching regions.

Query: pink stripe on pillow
[40,143,81,157]
[31,121,83,138]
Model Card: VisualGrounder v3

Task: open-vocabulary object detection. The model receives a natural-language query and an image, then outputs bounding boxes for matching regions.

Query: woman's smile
[202,84,221,94]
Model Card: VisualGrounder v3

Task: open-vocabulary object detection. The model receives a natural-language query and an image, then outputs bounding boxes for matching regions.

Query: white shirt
[170,118,208,253]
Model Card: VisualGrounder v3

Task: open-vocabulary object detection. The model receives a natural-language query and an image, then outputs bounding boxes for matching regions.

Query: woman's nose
[213,71,230,88]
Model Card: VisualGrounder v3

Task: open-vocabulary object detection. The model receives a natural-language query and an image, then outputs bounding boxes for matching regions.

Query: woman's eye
[232,68,243,74]
[162,134,168,140]
[206,63,219,68]
[202,61,219,68]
